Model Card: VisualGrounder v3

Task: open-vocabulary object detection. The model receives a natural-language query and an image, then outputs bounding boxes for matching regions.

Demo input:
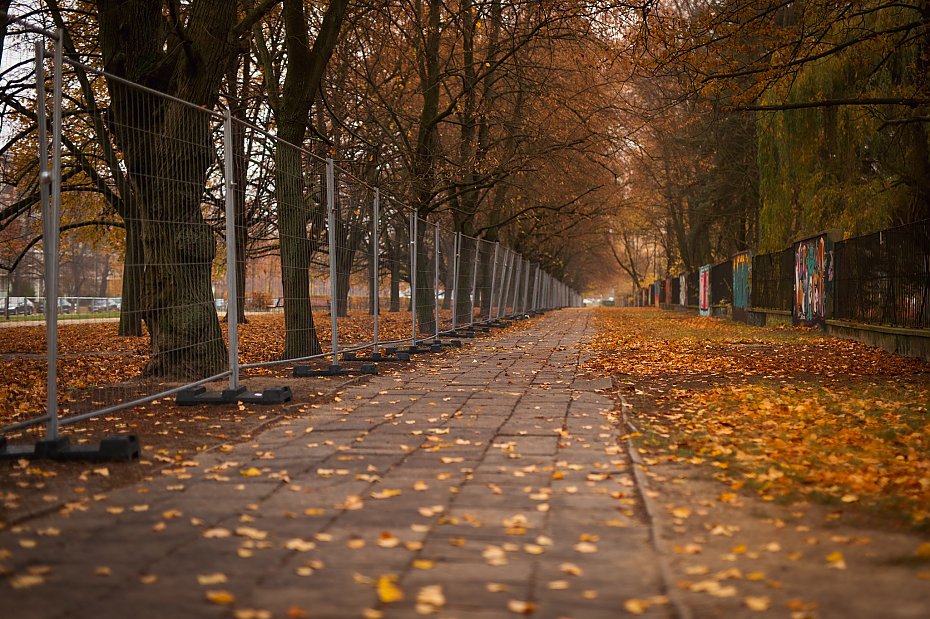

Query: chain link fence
[0,28,581,455]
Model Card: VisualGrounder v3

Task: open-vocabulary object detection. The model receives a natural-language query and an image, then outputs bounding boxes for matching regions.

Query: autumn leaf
[376,575,404,603]
[205,590,236,605]
[415,585,446,614]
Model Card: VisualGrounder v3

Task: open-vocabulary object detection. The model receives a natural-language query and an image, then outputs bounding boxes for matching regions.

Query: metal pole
[521,260,530,314]
[532,267,540,313]
[326,158,339,367]
[509,257,522,317]
[433,223,439,342]
[504,251,516,318]
[488,243,499,323]
[497,250,511,320]
[469,239,479,328]
[37,40,57,440]
[410,214,417,344]
[451,232,461,330]
[223,109,240,391]
[372,189,380,355]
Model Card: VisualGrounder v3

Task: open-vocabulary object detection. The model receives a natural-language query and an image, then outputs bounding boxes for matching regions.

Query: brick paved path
[1,309,669,619]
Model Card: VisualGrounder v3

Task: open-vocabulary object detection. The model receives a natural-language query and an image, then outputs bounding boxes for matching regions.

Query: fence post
[410,214,417,344]
[36,41,54,438]
[488,242,499,323]
[451,232,461,330]
[41,34,64,441]
[326,158,340,367]
[498,250,512,320]
[223,109,240,391]
[372,189,380,355]
[433,222,440,341]
[469,239,479,328]
[509,257,521,317]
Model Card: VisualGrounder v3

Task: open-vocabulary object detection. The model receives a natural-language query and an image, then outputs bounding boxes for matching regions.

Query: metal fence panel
[750,247,793,311]
[710,260,733,306]
[834,220,929,329]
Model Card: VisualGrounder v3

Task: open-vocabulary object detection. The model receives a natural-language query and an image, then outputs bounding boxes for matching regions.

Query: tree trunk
[276,133,322,358]
[97,0,244,377]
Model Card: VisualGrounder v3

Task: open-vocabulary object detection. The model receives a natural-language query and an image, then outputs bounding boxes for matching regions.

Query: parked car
[90,298,120,313]
[11,298,35,315]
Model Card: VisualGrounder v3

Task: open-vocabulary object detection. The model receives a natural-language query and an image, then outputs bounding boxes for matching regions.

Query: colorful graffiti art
[794,235,834,326]
[732,251,752,322]
[699,265,711,316]
[679,274,687,306]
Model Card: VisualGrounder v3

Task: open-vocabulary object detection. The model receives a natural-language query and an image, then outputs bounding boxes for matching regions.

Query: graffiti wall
[793,235,834,326]
[699,265,711,316]
[679,274,687,306]
[732,251,752,323]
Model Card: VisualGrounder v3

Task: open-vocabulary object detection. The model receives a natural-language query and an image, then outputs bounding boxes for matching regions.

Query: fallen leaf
[198,573,228,586]
[415,585,446,614]
[377,575,404,603]
[826,551,847,570]
[744,596,771,611]
[507,600,535,614]
[205,590,236,605]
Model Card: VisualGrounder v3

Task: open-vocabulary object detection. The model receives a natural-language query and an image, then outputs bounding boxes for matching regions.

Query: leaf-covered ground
[0,310,426,428]
[0,310,469,523]
[584,307,930,526]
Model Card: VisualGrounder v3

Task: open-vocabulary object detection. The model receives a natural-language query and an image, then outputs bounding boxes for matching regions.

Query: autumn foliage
[585,308,930,526]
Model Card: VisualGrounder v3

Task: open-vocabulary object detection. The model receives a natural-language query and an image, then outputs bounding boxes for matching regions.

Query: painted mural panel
[732,251,752,323]
[699,265,711,316]
[793,235,834,326]
[679,274,687,306]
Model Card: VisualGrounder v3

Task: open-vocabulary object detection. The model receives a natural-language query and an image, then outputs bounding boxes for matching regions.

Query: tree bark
[270,0,348,358]
[97,0,239,378]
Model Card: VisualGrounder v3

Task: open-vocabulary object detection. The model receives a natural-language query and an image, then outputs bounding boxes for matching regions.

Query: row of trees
[0,1,630,378]
[605,0,930,290]
[3,1,926,377]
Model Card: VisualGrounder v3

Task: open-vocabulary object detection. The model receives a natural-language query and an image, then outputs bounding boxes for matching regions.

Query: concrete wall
[826,320,930,362]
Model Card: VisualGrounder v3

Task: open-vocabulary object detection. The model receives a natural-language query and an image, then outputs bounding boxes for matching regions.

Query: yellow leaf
[377,532,400,548]
[415,584,446,614]
[671,507,691,519]
[413,559,435,570]
[547,580,570,590]
[235,527,268,541]
[234,610,272,619]
[573,541,598,553]
[744,596,771,611]
[507,600,535,614]
[916,543,930,558]
[371,488,402,499]
[624,598,649,615]
[10,574,45,589]
[240,467,262,477]
[377,575,404,603]
[826,551,846,569]
[560,562,583,576]
[197,573,227,586]
[284,538,316,552]
[205,590,236,605]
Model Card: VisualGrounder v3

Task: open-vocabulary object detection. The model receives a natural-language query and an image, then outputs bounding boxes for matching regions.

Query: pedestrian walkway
[0,309,670,618]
